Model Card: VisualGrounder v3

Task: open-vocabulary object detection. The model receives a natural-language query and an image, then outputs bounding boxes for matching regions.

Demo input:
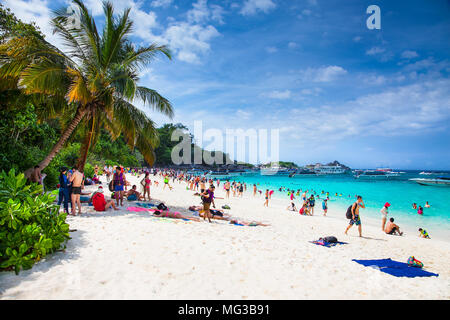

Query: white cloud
[161,22,220,64]
[151,0,173,8]
[265,46,278,53]
[353,36,362,42]
[265,90,291,99]
[401,50,419,59]
[366,47,385,56]
[300,65,347,82]
[240,0,276,16]
[288,42,298,49]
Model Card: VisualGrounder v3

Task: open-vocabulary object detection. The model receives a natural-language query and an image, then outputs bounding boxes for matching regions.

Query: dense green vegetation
[0,170,70,274]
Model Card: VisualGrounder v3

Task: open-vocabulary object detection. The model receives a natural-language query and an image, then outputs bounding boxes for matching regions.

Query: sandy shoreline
[0,173,449,299]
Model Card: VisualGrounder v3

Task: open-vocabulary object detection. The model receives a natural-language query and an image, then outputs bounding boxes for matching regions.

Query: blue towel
[352,258,439,278]
[135,202,155,208]
[310,240,347,247]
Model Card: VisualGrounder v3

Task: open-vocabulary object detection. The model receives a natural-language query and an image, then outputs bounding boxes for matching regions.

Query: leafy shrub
[0,169,70,274]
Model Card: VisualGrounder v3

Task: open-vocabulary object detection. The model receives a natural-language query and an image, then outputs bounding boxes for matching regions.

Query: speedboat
[419,171,434,175]
[409,177,450,186]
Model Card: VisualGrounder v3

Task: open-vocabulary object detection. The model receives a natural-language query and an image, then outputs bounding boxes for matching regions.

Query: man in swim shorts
[384,217,403,236]
[70,167,84,215]
[345,195,365,237]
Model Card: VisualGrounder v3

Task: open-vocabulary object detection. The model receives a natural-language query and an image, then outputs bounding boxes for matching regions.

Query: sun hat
[385,202,390,207]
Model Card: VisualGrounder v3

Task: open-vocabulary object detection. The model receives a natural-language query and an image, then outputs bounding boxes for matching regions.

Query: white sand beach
[1,173,449,300]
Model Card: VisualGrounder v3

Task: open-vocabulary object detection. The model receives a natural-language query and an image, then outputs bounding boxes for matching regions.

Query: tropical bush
[0,169,70,274]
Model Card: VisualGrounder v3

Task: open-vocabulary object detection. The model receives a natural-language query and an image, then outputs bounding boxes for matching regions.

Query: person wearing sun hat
[381,202,391,231]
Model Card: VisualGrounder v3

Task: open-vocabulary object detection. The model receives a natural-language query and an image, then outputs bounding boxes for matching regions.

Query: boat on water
[289,168,317,177]
[314,165,347,175]
[260,166,291,175]
[409,177,450,186]
[354,169,401,179]
[419,171,434,175]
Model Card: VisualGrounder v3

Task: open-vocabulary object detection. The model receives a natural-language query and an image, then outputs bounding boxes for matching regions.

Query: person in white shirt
[381,202,390,231]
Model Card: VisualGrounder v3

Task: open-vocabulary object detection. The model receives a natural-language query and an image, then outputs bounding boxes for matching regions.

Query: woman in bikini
[142,172,151,201]
[152,209,201,222]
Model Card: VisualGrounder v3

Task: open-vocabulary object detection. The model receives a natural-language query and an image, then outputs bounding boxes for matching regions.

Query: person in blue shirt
[58,167,70,213]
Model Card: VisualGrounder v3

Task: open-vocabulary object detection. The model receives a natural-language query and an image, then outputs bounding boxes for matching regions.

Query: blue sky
[3,0,450,169]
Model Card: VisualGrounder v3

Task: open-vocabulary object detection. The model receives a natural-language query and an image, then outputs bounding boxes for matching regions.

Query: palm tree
[0,0,173,175]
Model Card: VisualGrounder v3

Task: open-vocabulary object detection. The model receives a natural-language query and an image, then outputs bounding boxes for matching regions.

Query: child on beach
[418,228,430,239]
[322,199,328,216]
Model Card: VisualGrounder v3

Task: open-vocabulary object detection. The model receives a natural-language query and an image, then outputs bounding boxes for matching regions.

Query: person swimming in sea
[417,205,423,215]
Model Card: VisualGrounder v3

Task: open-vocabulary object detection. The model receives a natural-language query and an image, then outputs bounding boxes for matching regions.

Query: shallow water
[215,170,450,241]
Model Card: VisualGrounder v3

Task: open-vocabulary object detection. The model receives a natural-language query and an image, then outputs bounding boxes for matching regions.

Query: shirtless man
[345,195,365,237]
[384,217,403,236]
[70,167,84,215]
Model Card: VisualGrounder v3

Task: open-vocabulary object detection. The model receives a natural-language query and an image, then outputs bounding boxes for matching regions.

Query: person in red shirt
[92,187,119,212]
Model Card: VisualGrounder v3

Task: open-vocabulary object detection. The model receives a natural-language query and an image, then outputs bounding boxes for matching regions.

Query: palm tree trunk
[76,117,95,172]
[24,106,87,179]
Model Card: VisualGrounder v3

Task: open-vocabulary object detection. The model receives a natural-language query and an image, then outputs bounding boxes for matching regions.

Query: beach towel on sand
[310,239,347,247]
[352,258,439,278]
[135,202,156,208]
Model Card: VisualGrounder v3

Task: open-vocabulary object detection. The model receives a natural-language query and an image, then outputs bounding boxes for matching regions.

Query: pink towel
[127,207,150,212]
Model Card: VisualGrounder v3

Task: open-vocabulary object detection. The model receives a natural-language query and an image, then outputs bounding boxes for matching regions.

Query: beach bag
[346,204,353,219]
[157,203,168,211]
[108,180,114,192]
[322,236,338,243]
[407,256,423,268]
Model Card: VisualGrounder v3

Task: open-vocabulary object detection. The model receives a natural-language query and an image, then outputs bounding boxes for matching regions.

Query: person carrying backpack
[345,195,365,237]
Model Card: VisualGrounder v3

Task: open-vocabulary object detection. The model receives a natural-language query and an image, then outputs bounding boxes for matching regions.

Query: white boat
[354,170,400,179]
[409,177,450,186]
[419,171,434,175]
[314,165,347,175]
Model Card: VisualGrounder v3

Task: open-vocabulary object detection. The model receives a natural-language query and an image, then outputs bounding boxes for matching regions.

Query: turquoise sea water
[220,171,450,241]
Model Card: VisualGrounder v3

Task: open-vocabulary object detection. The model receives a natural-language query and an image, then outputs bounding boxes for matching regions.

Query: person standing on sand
[381,202,390,231]
[113,166,125,206]
[322,199,328,216]
[309,195,316,215]
[224,181,230,198]
[253,184,257,196]
[70,167,84,215]
[141,172,151,201]
[199,185,216,223]
[264,189,269,207]
[345,195,365,237]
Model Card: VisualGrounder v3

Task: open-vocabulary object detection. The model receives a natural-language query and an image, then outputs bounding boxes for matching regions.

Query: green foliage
[0,4,44,42]
[0,104,60,186]
[0,169,70,274]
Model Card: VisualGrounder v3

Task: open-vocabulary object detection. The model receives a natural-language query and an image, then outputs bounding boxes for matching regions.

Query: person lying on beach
[126,185,145,201]
[152,210,200,222]
[229,219,270,227]
[384,218,403,236]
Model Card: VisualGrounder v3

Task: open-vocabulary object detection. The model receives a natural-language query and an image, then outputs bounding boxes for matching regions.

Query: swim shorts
[72,186,81,194]
[114,185,124,192]
[349,215,361,226]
